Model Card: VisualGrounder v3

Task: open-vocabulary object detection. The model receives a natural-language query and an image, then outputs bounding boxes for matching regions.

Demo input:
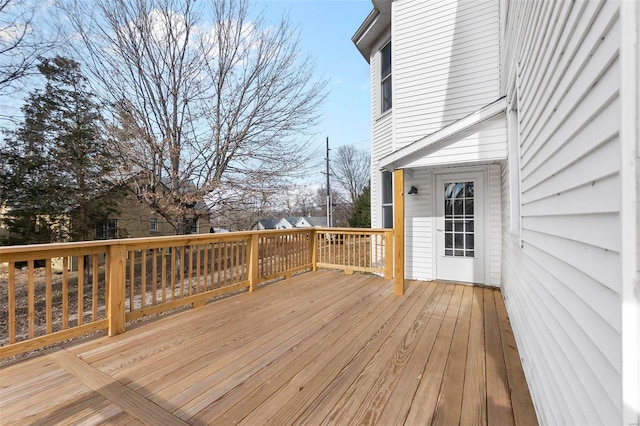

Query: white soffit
[379,97,507,171]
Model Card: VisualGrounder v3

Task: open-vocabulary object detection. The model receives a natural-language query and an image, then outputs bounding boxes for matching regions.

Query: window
[150,217,157,232]
[95,219,117,239]
[381,41,392,113]
[185,217,198,234]
[382,171,393,228]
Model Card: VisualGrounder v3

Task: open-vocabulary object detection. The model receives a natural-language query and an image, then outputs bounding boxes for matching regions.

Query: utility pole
[325,137,331,227]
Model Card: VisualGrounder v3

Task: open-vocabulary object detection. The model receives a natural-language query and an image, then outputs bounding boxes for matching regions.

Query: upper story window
[381,41,392,113]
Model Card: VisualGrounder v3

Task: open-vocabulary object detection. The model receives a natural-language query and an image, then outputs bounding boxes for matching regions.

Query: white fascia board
[353,9,380,61]
[352,0,391,61]
[379,97,507,171]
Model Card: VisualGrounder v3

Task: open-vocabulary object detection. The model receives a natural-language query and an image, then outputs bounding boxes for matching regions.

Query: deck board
[432,285,474,425]
[180,276,394,421]
[484,287,516,425]
[0,270,538,425]
[262,281,437,426]
[330,286,440,424]
[404,283,463,424]
[198,275,407,425]
[461,286,488,425]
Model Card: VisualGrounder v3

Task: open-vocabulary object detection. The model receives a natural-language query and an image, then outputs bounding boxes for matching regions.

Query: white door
[435,172,485,284]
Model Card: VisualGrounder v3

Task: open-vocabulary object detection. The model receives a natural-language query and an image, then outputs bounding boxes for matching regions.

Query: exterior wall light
[408,185,418,195]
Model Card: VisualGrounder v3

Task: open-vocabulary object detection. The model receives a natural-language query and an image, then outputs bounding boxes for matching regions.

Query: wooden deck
[0,270,537,425]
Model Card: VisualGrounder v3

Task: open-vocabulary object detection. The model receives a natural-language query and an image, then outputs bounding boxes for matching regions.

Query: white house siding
[392,0,500,149]
[404,169,433,280]
[501,1,622,424]
[487,164,502,286]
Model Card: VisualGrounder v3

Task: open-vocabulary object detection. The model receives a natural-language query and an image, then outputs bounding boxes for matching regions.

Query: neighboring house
[295,216,335,228]
[252,219,278,231]
[275,217,301,230]
[0,178,210,243]
[354,1,639,425]
[94,179,210,239]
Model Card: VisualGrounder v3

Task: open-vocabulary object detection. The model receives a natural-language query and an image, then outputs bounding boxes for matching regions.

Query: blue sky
[250,0,373,159]
[0,0,374,186]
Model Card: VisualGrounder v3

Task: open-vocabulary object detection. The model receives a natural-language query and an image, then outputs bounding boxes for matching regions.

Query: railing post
[248,233,259,292]
[384,230,393,280]
[107,243,127,336]
[393,169,405,295]
[311,230,318,271]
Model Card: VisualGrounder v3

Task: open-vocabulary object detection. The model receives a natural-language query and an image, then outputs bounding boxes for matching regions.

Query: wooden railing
[315,228,393,277]
[0,228,392,358]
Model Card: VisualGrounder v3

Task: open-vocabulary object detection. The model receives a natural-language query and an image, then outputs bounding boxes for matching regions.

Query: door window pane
[444,181,475,257]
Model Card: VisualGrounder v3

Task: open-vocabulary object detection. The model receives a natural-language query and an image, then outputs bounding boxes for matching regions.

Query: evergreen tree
[0,56,118,244]
[348,186,371,228]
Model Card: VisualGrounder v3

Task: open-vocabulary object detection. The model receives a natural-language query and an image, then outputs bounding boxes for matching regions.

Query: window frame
[150,217,158,233]
[185,217,198,234]
[95,219,118,240]
[380,40,392,114]
[381,171,393,229]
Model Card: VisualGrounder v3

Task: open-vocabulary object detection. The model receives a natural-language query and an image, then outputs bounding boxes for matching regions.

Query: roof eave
[352,0,392,62]
[352,8,380,61]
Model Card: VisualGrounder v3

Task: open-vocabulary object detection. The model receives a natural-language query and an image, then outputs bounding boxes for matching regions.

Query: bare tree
[0,0,60,130]
[213,184,323,231]
[276,185,323,217]
[1,0,36,91]
[63,0,326,234]
[331,145,370,205]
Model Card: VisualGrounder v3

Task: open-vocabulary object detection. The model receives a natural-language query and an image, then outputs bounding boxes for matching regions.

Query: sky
[0,0,374,187]
[249,0,373,182]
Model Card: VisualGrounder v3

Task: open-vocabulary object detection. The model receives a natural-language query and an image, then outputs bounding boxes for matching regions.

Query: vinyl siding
[500,1,622,424]
[392,0,500,148]
[487,164,501,286]
[404,169,433,280]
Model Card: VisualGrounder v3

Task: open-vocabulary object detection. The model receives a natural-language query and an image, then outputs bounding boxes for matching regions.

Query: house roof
[378,97,507,171]
[296,216,335,227]
[256,219,278,229]
[352,0,392,61]
[157,176,208,212]
[283,217,301,226]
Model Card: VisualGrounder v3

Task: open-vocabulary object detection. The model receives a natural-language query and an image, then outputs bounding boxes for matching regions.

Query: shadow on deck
[0,270,537,425]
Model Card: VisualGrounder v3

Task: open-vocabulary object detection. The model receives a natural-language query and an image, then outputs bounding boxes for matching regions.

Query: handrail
[0,228,392,358]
